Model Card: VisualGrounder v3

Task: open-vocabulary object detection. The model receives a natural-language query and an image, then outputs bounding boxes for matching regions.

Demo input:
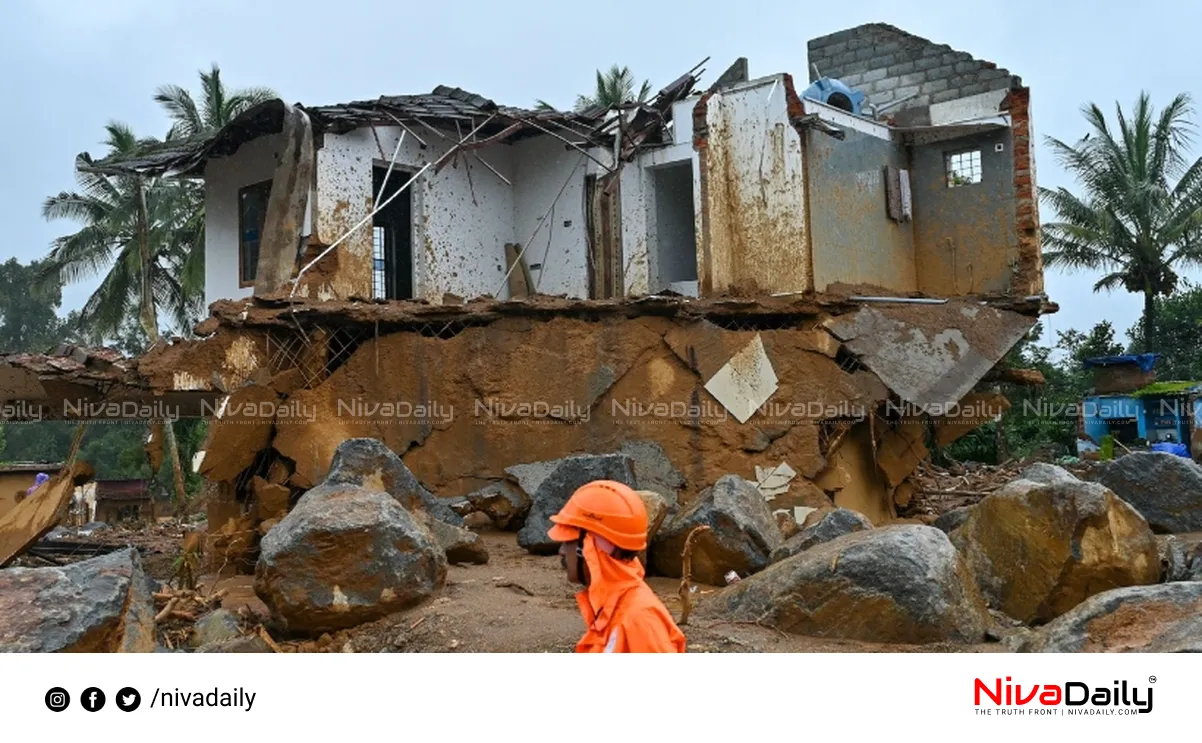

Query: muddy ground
[197,531,1002,654]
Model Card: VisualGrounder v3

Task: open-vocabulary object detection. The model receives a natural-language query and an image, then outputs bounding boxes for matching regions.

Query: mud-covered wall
[911,128,1016,295]
[245,316,893,521]
[204,133,311,307]
[695,75,811,295]
[807,127,917,292]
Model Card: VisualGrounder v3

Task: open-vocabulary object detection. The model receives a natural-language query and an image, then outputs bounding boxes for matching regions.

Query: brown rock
[876,417,927,488]
[774,510,800,539]
[255,484,446,633]
[267,459,292,485]
[951,464,1159,624]
[635,490,672,546]
[1023,583,1202,652]
[252,476,292,521]
[199,385,280,482]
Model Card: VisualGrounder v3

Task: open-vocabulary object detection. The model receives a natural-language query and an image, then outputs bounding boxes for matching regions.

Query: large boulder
[1022,582,1202,652]
[516,453,638,555]
[950,465,1159,624]
[325,438,462,527]
[325,438,487,564]
[1157,535,1191,583]
[770,508,873,563]
[651,475,783,584]
[255,485,447,633]
[704,526,990,644]
[1094,451,1202,533]
[0,548,156,652]
[932,507,972,535]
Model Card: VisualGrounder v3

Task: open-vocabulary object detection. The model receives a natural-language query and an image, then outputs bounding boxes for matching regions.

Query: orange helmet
[547,480,648,552]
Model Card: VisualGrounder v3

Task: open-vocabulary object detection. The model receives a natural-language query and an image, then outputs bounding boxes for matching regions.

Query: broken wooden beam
[255,104,315,296]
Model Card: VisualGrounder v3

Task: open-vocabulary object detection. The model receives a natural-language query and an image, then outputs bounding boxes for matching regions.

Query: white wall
[510,136,589,297]
[314,125,517,302]
[203,132,311,308]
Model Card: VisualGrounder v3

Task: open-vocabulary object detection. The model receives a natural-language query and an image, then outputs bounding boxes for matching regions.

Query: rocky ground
[4,446,1202,654]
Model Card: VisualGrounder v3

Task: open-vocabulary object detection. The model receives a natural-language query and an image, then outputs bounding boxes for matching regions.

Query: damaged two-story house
[2,23,1054,573]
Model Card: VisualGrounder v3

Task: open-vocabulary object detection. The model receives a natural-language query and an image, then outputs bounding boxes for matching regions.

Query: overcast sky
[3,0,1200,348]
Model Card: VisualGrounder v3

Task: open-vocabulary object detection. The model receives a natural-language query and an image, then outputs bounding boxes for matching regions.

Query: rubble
[1021,583,1202,653]
[450,482,530,530]
[189,608,242,649]
[516,453,638,555]
[324,438,462,527]
[950,465,1159,624]
[196,385,279,482]
[1093,451,1202,533]
[651,475,783,584]
[704,526,991,644]
[255,483,447,633]
[1156,536,1191,583]
[0,548,156,652]
[770,508,874,563]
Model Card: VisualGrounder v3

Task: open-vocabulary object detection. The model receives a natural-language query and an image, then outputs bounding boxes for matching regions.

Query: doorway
[651,162,698,292]
[372,166,414,300]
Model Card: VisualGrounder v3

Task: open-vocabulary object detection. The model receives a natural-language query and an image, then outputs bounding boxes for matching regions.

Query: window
[239,180,272,286]
[945,149,982,187]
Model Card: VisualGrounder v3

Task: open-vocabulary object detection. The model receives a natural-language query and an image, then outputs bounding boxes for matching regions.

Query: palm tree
[155,64,277,140]
[41,122,202,512]
[1041,92,1202,351]
[536,65,653,113]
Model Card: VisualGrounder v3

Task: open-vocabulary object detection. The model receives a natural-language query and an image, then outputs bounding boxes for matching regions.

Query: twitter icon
[116,687,141,712]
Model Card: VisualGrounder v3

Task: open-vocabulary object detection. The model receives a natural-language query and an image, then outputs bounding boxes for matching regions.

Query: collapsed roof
[83,68,705,178]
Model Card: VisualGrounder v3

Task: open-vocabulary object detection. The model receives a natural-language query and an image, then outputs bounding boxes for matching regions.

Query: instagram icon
[44,687,70,712]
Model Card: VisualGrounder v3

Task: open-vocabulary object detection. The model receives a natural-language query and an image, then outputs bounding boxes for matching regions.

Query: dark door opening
[372,166,414,300]
[651,162,698,292]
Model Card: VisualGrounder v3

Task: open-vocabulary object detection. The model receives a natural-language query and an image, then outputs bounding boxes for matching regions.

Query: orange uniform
[572,533,686,653]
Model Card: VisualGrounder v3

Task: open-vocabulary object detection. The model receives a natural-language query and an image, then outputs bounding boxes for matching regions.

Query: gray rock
[1022,582,1202,652]
[617,440,684,501]
[1019,462,1079,486]
[0,548,156,652]
[1157,535,1191,582]
[516,453,638,555]
[771,508,873,562]
[1094,451,1202,533]
[950,469,1159,624]
[255,484,447,633]
[651,475,783,584]
[189,609,241,649]
[933,506,972,535]
[451,481,530,530]
[325,438,462,527]
[196,635,273,653]
[504,460,559,501]
[703,526,991,644]
[428,520,489,565]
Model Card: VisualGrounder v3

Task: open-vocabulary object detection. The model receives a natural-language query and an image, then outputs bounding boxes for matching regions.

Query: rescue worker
[547,480,686,653]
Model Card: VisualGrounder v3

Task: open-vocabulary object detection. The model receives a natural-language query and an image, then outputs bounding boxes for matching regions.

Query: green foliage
[0,258,66,353]
[536,65,653,113]
[1040,91,1202,350]
[155,64,277,140]
[1127,280,1202,380]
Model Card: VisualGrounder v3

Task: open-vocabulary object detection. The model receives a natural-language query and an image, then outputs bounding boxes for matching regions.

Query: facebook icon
[81,687,106,712]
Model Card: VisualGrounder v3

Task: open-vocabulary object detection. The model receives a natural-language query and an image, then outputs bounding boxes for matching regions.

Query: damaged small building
[6,23,1054,575]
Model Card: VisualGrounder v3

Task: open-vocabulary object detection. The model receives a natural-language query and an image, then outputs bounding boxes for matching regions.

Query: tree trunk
[1143,290,1156,353]
[136,178,189,516]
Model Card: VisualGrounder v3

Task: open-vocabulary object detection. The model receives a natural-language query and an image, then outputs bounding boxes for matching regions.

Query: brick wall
[807,23,1020,120]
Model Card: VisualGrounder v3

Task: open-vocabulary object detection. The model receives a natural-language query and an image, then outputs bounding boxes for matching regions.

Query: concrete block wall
[807,23,1019,122]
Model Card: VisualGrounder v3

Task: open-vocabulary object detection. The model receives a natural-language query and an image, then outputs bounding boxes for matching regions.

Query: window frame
[238,179,273,288]
[944,149,983,188]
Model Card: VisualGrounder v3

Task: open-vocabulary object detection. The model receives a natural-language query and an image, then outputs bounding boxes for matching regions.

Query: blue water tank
[801,77,866,116]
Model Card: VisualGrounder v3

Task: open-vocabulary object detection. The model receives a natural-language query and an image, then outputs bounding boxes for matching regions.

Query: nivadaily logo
[974,677,1154,715]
